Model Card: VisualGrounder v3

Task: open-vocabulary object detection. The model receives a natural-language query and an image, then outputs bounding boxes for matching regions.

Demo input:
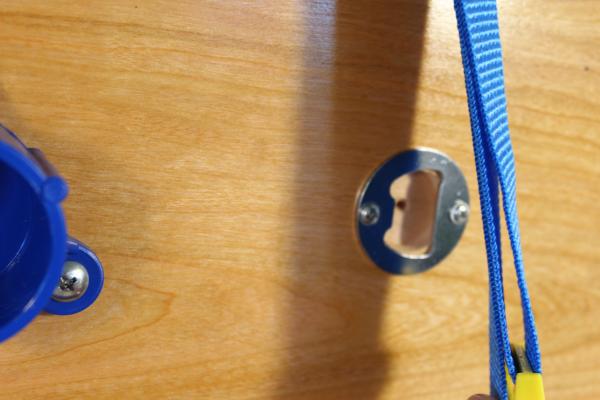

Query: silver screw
[449,199,470,225]
[359,202,380,226]
[52,261,89,302]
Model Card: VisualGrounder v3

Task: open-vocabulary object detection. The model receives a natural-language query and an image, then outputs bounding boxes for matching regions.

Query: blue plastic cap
[0,124,103,342]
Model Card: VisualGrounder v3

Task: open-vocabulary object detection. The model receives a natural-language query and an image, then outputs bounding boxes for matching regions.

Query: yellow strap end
[507,372,545,400]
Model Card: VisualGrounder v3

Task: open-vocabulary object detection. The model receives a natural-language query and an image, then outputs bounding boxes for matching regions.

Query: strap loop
[452,1,542,398]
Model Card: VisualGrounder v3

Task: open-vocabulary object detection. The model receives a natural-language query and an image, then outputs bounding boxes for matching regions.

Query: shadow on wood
[275,1,429,398]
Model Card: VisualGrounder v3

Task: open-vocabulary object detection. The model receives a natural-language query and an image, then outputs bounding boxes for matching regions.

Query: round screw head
[52,261,89,302]
[359,202,380,226]
[449,199,470,225]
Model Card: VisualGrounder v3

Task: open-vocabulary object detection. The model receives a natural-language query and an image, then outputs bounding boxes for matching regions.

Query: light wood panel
[0,1,598,398]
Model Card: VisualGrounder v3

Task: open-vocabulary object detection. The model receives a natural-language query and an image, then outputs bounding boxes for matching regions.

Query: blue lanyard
[453,1,542,398]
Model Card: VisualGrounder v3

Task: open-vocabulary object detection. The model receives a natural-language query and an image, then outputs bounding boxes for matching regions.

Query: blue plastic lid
[0,128,68,341]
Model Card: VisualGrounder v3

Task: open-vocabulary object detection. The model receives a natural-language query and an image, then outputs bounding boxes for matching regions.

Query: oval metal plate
[356,148,470,275]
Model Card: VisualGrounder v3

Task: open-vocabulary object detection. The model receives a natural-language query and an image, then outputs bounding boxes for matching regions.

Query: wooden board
[0,1,598,398]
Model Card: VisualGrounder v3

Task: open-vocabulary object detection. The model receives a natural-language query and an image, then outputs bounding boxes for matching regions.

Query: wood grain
[0,0,598,398]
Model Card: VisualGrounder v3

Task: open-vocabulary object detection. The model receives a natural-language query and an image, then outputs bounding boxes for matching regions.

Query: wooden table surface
[0,1,598,399]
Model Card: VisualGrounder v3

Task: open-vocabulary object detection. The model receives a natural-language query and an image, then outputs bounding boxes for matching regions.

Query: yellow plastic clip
[506,345,545,400]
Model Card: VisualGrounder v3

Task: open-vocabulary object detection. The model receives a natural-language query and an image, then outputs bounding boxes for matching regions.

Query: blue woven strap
[452,1,542,399]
